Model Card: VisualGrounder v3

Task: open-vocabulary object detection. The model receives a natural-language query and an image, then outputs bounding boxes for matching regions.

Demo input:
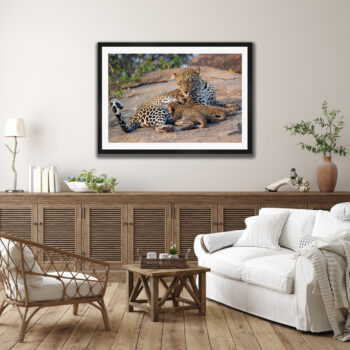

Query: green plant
[169,243,177,255]
[66,169,117,193]
[108,54,193,98]
[284,101,347,157]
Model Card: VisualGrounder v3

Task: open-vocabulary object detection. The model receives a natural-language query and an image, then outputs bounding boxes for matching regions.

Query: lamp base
[5,189,24,193]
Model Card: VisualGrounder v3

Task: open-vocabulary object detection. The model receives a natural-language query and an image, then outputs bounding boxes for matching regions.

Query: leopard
[110,67,238,133]
[183,96,241,123]
[167,102,207,130]
[110,90,185,133]
[172,67,238,112]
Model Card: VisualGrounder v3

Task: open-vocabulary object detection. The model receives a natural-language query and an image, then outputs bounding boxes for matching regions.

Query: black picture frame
[98,42,253,154]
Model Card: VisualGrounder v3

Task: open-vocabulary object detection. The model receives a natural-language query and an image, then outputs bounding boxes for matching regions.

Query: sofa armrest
[295,256,317,288]
[294,255,324,331]
[194,230,244,258]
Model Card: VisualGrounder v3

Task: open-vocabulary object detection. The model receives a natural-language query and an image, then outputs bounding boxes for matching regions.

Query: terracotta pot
[317,156,338,192]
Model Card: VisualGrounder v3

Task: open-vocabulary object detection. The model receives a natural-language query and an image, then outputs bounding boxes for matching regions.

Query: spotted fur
[184,96,241,123]
[110,67,238,133]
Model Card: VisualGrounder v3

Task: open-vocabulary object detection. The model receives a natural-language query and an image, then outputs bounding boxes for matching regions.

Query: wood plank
[11,305,70,350]
[302,332,337,350]
[272,323,312,350]
[223,307,261,350]
[4,281,350,349]
[0,306,48,350]
[61,283,118,350]
[110,310,143,350]
[87,282,128,350]
[162,311,186,350]
[205,299,236,350]
[36,303,90,350]
[246,314,286,350]
[184,309,211,350]
[136,313,163,350]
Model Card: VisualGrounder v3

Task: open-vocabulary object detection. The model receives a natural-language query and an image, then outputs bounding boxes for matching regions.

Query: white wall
[0,0,349,192]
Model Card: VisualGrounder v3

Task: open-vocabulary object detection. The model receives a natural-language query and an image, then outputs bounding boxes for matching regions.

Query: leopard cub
[167,102,207,130]
[184,96,240,123]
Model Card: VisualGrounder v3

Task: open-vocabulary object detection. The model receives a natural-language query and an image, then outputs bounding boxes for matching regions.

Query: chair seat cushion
[200,246,294,286]
[7,271,103,303]
[240,253,296,294]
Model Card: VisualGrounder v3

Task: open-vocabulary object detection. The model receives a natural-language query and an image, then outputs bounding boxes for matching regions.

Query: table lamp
[4,118,26,192]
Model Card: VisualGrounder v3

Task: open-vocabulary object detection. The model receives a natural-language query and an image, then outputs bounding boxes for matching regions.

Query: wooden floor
[0,280,348,350]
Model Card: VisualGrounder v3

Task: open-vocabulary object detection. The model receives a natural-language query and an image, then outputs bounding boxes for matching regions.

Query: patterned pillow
[299,235,319,249]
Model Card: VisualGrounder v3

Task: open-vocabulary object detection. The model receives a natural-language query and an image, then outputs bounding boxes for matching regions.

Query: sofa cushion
[240,253,296,294]
[234,213,289,250]
[259,208,316,251]
[311,210,350,238]
[7,271,103,302]
[200,246,293,284]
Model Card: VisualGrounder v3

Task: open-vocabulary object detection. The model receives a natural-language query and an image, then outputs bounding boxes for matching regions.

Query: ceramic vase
[317,156,337,192]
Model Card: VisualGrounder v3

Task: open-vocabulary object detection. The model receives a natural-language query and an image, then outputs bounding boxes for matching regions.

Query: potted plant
[168,243,178,259]
[284,101,347,192]
[65,169,117,193]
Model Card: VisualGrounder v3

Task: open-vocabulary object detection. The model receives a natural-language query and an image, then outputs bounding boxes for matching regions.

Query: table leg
[128,271,134,312]
[151,276,159,321]
[198,272,206,315]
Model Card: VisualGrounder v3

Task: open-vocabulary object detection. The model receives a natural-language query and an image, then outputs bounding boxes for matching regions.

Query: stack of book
[29,166,61,193]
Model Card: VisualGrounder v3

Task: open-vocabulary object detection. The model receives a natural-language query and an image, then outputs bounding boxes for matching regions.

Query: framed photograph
[98,42,252,154]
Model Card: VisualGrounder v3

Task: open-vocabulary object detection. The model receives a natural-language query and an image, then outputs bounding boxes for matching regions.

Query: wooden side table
[122,264,210,321]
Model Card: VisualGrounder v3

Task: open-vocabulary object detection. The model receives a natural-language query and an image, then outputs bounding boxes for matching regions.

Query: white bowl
[64,181,93,192]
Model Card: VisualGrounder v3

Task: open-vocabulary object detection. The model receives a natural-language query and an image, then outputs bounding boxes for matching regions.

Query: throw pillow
[331,202,350,221]
[203,230,244,253]
[0,238,43,287]
[299,235,320,249]
[311,210,350,238]
[234,212,289,249]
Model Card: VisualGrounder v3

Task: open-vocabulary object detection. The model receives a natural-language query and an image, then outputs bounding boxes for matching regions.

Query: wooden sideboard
[0,192,349,269]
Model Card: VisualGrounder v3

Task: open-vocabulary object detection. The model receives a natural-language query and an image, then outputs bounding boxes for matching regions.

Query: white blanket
[297,230,350,341]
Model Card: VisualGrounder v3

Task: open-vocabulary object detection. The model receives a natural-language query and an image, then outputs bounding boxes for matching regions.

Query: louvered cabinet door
[262,203,307,209]
[128,205,171,263]
[0,204,37,241]
[307,204,334,210]
[173,204,217,261]
[38,205,81,258]
[82,205,127,268]
[217,205,259,232]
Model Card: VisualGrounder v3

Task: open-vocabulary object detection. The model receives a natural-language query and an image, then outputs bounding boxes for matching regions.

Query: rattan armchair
[0,232,110,342]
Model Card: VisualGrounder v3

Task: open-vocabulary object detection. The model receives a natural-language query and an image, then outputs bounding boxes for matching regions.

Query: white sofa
[194,207,336,332]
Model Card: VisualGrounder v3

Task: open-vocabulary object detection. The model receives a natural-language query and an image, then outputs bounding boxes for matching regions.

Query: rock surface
[188,54,242,73]
[108,67,242,144]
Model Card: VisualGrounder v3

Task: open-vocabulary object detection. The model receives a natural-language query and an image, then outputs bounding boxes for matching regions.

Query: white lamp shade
[4,118,26,137]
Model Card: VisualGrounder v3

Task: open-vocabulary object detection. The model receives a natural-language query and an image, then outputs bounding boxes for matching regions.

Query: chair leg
[99,299,110,331]
[18,307,29,342]
[73,303,79,316]
[15,306,42,342]
[0,300,9,317]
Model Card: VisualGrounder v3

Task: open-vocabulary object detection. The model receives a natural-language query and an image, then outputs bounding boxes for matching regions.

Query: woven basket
[137,248,190,269]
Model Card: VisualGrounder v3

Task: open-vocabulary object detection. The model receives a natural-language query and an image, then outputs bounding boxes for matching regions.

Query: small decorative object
[146,252,157,259]
[159,253,169,259]
[169,242,178,255]
[4,118,26,192]
[98,42,252,154]
[65,169,117,193]
[137,248,190,269]
[265,168,310,192]
[284,101,347,192]
[29,165,60,193]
